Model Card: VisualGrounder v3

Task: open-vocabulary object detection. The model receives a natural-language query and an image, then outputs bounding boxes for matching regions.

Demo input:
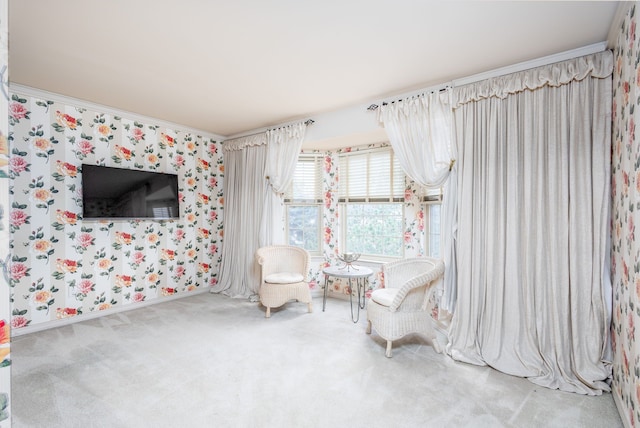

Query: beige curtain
[212,122,307,299]
[447,51,613,394]
[211,134,269,299]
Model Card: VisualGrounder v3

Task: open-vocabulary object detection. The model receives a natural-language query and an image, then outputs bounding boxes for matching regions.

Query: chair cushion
[371,288,398,307]
[264,272,304,284]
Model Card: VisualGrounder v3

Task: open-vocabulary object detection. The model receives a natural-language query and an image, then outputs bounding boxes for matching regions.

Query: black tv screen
[81,164,180,220]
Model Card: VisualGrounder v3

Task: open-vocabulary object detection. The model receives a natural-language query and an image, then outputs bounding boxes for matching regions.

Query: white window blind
[285,153,322,202]
[339,147,404,202]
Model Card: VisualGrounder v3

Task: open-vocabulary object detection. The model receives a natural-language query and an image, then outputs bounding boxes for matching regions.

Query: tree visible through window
[287,205,319,250]
[345,203,403,257]
[339,147,405,259]
[286,146,441,260]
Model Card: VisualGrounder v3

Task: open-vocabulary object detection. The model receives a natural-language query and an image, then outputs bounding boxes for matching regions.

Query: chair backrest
[382,258,444,311]
[382,257,442,289]
[256,245,309,280]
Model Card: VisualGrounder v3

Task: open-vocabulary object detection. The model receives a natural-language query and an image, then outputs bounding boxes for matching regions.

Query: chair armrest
[382,257,441,289]
[388,259,444,312]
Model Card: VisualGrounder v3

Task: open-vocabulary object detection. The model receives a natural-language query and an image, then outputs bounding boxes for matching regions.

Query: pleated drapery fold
[211,134,269,299]
[211,123,307,300]
[447,51,613,395]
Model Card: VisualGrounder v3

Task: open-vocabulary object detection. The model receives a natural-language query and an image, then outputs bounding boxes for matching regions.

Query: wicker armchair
[366,257,445,357]
[256,245,313,318]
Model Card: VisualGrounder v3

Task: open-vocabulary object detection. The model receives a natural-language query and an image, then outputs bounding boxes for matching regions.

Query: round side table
[322,265,373,323]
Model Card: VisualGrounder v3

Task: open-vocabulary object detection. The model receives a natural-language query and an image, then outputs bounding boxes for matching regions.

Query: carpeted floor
[11,292,622,428]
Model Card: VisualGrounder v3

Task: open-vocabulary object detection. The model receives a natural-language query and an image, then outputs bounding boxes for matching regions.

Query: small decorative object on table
[337,252,360,271]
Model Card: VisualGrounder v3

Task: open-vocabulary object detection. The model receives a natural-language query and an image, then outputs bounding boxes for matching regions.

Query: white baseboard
[11,288,212,337]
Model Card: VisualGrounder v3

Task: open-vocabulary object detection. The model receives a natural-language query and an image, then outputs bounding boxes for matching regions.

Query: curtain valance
[266,122,306,146]
[452,50,613,108]
[222,121,307,153]
[222,133,267,152]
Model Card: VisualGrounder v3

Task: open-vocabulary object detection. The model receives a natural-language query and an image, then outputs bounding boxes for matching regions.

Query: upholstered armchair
[366,257,445,357]
[256,245,313,318]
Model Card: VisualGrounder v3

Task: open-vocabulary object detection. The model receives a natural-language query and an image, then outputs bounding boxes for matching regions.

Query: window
[339,147,405,259]
[345,203,403,257]
[285,154,322,253]
[425,203,441,258]
[419,183,443,258]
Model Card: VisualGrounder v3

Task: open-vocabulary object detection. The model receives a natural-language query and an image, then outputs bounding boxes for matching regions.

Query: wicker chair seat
[366,257,445,357]
[256,245,312,318]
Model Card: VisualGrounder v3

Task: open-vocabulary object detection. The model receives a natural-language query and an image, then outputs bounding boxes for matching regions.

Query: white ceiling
[8,1,622,139]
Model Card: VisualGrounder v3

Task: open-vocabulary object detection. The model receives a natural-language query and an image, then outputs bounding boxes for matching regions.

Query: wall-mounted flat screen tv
[81,164,180,220]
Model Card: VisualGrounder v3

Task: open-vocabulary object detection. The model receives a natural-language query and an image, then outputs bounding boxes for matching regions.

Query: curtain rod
[367,41,608,111]
[223,119,314,142]
[370,87,450,110]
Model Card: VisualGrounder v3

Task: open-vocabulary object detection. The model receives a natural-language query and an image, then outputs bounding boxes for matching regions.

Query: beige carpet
[11,292,622,428]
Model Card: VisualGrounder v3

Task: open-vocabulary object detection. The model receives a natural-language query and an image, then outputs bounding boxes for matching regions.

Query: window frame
[338,146,406,261]
[422,199,442,259]
[284,153,323,255]
[338,201,405,262]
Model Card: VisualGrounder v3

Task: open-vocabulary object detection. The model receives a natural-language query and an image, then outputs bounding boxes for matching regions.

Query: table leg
[359,278,367,309]
[323,274,328,311]
[350,278,360,323]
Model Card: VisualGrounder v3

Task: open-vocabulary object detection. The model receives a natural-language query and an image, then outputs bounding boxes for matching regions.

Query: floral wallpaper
[305,144,429,302]
[0,0,10,425]
[612,3,640,427]
[8,91,223,332]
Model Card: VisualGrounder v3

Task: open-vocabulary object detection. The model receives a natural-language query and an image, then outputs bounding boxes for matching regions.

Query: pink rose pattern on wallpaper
[8,93,224,330]
[0,0,11,422]
[612,4,640,428]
